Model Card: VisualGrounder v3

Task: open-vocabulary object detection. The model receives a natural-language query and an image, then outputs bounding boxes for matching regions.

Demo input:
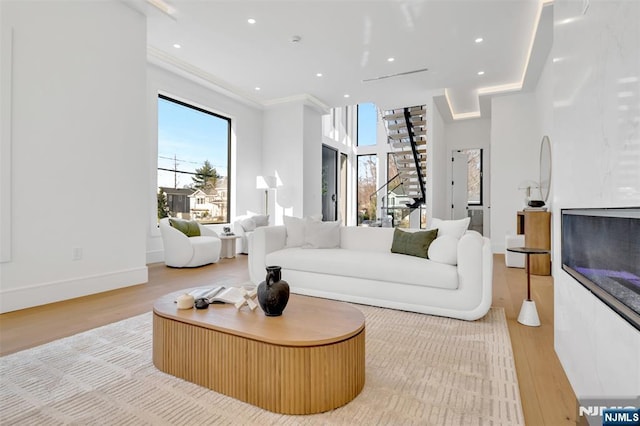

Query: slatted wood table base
[152,293,365,415]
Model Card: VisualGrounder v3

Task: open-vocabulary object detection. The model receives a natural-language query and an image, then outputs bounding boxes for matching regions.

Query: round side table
[219,234,241,258]
[506,247,550,327]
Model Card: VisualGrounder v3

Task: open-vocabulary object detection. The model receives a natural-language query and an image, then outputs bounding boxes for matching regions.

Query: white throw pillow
[430,217,470,239]
[240,217,257,232]
[283,216,306,247]
[303,220,341,249]
[283,215,323,247]
[428,235,459,265]
[252,214,269,227]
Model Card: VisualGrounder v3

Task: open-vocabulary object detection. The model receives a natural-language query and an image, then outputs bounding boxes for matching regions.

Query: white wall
[0,1,148,312]
[263,102,304,223]
[430,101,448,221]
[303,105,323,217]
[552,0,640,399]
[263,100,324,224]
[444,118,491,235]
[145,64,264,262]
[490,93,544,253]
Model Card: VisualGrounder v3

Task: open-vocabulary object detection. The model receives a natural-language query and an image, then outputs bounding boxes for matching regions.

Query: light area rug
[0,305,523,426]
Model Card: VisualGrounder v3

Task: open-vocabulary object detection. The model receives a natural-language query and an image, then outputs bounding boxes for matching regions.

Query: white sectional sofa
[249,224,493,321]
[232,213,270,254]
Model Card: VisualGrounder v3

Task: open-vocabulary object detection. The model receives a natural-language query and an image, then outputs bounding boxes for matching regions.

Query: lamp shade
[256,175,277,189]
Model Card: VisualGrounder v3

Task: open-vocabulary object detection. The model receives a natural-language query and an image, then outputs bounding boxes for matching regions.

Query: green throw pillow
[390,228,438,259]
[169,218,201,237]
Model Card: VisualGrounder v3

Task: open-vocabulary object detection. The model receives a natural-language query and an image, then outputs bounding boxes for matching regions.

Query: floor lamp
[256,176,277,216]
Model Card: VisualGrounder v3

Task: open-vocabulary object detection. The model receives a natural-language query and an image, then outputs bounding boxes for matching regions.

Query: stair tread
[383,108,426,120]
[387,120,427,131]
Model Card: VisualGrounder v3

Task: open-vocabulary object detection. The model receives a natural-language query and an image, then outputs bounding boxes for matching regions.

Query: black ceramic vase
[257,266,290,316]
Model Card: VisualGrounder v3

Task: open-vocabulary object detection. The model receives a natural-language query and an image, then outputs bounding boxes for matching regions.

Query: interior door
[451,151,468,220]
[322,145,338,221]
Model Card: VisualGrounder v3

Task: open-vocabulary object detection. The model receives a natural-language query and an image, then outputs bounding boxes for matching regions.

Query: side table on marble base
[506,246,550,327]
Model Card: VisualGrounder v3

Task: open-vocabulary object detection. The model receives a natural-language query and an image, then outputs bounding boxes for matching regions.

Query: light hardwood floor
[0,254,577,425]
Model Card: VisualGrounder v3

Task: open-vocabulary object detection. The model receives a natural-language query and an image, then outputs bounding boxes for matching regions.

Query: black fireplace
[562,208,640,331]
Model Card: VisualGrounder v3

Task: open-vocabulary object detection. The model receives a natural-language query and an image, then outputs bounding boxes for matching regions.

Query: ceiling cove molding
[446,0,549,120]
[444,89,481,121]
[147,46,263,109]
[263,94,330,114]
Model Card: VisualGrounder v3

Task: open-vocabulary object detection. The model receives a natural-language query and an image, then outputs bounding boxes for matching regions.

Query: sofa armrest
[455,232,493,320]
[159,219,194,266]
[249,226,286,284]
[233,220,247,237]
[198,224,220,238]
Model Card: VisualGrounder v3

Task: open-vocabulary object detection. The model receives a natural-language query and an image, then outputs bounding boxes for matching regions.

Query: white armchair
[159,218,221,267]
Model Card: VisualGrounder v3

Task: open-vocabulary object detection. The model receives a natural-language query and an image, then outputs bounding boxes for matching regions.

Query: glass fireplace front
[561,208,640,331]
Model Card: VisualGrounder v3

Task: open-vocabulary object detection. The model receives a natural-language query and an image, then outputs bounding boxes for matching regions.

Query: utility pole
[174,154,178,189]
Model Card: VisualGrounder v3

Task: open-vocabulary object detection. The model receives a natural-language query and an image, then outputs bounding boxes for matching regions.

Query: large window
[357,154,377,225]
[357,103,377,146]
[157,95,230,224]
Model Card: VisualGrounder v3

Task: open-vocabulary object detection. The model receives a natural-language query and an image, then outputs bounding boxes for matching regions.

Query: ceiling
[132,0,552,119]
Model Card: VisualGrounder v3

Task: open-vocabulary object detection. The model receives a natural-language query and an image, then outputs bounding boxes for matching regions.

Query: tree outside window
[357,155,378,225]
[461,149,482,205]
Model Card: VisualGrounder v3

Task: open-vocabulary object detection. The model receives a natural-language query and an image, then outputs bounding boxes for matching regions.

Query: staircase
[382,105,427,208]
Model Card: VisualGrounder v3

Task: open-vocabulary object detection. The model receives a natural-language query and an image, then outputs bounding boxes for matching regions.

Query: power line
[158,155,227,169]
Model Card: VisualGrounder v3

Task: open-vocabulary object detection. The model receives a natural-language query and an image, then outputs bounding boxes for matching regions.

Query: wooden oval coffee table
[153,291,365,415]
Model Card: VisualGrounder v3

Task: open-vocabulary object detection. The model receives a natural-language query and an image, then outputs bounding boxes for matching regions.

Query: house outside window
[157,94,231,224]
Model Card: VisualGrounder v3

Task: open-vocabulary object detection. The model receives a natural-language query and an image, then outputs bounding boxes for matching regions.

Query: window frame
[157,94,232,224]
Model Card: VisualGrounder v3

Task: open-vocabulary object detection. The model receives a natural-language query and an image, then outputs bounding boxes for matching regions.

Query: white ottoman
[505,234,525,268]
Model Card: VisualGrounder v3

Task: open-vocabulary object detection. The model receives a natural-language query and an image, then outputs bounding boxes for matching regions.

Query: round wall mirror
[539,135,552,203]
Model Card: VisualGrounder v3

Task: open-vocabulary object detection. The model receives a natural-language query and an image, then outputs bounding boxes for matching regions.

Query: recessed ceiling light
[387,57,395,62]
[344,94,350,98]
[475,37,483,43]
[316,73,323,77]
[477,71,485,76]
[247,18,256,24]
[255,87,261,91]
[173,43,181,49]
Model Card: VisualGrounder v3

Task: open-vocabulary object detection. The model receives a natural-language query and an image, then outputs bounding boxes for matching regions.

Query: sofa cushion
[428,235,459,265]
[283,215,322,247]
[241,217,257,232]
[266,248,458,290]
[390,228,438,258]
[430,217,470,239]
[340,226,395,252]
[252,214,269,227]
[303,220,341,249]
[169,218,201,237]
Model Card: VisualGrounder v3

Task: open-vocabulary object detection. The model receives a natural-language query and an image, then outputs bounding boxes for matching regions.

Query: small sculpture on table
[234,287,258,311]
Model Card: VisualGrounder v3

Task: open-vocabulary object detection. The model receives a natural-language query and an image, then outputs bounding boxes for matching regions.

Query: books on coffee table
[189,286,245,304]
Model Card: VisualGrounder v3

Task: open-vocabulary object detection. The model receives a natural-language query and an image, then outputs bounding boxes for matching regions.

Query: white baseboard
[146,249,164,265]
[0,267,148,313]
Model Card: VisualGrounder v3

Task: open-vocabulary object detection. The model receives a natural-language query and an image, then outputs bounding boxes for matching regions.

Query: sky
[157,97,229,189]
[357,103,377,147]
